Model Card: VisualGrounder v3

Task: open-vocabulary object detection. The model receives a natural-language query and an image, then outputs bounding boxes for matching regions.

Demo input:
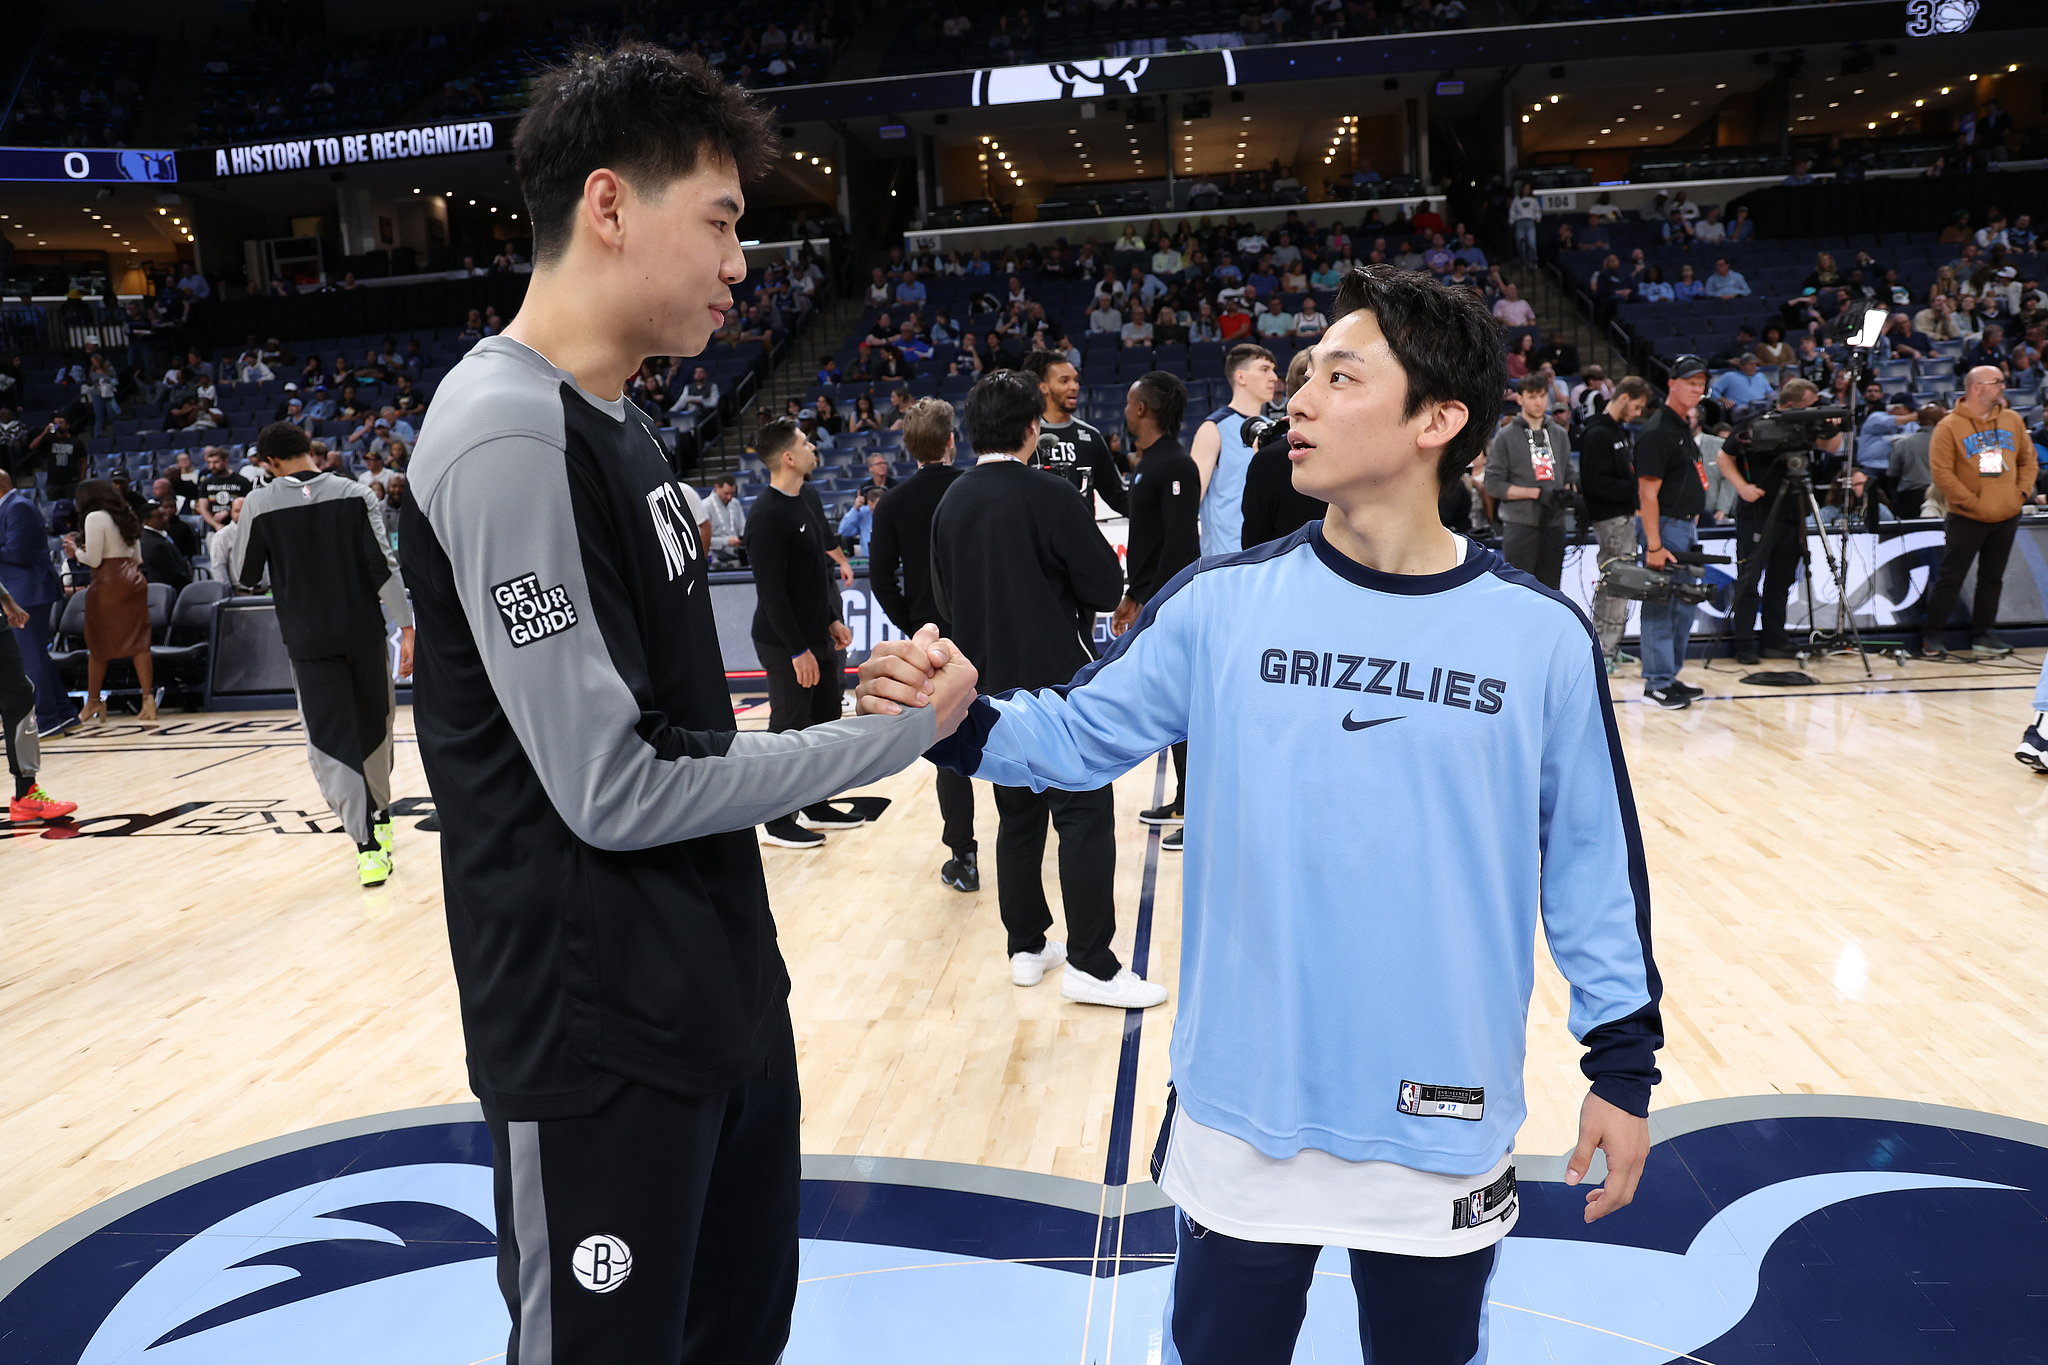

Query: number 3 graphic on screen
[1905,0,1976,35]
[573,1234,634,1293]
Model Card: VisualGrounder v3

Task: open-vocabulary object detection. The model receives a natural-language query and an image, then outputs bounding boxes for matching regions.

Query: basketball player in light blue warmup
[1191,343,1281,556]
[2018,654,2048,772]
[858,265,1661,1365]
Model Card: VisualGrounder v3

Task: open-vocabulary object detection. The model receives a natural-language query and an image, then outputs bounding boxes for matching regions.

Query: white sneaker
[2017,712,2048,774]
[1060,965,1169,1008]
[1011,939,1068,986]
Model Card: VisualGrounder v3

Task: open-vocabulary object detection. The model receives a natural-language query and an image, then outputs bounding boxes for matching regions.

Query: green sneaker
[375,818,395,857]
[358,847,393,887]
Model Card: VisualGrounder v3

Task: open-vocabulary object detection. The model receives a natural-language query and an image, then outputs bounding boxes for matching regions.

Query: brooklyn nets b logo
[572,1233,633,1293]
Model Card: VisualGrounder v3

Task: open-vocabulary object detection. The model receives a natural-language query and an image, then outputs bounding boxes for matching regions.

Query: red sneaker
[10,785,79,822]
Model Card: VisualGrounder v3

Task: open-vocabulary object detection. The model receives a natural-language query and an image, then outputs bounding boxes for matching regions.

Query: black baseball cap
[1667,355,1710,379]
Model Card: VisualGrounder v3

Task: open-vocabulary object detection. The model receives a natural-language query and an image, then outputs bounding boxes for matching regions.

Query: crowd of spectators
[0,31,155,148]
[887,0,1468,75]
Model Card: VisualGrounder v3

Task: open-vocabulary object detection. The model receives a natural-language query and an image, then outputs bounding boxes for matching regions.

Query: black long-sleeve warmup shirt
[1124,436,1202,604]
[932,458,1126,694]
[869,462,964,635]
[746,480,842,656]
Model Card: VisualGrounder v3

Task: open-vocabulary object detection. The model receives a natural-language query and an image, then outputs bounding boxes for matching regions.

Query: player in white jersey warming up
[859,265,1662,1364]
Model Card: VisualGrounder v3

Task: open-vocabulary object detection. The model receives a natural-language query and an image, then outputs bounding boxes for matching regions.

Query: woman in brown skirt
[62,479,155,723]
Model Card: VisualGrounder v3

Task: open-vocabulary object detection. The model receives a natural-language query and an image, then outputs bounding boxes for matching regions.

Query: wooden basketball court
[6,649,2048,1266]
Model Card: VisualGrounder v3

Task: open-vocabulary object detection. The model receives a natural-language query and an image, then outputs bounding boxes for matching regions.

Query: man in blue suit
[0,470,78,735]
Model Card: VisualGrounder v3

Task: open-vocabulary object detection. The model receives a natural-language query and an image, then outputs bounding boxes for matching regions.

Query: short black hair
[713,473,737,489]
[513,41,779,268]
[1020,349,1074,383]
[1330,265,1507,487]
[1130,370,1188,435]
[964,370,1042,456]
[256,421,312,465]
[758,415,804,464]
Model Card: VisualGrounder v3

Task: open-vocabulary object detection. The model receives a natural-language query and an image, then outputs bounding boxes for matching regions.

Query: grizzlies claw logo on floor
[3,1097,2042,1363]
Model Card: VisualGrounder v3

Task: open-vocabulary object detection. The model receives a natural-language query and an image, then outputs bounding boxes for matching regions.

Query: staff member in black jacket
[749,416,861,849]
[869,397,978,891]
[1580,375,1652,672]
[1112,370,1200,846]
[932,370,1168,1010]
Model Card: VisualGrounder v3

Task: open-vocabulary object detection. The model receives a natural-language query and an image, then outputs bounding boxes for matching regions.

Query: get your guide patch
[1398,1081,1484,1121]
[492,572,579,647]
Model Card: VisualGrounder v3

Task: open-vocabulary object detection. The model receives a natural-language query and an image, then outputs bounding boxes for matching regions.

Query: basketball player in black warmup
[399,44,975,1365]
[868,396,979,890]
[747,416,861,849]
[1023,349,1129,514]
[1111,371,1199,846]
[236,421,413,887]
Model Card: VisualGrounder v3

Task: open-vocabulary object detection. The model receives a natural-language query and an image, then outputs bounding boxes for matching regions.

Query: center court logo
[572,1235,633,1293]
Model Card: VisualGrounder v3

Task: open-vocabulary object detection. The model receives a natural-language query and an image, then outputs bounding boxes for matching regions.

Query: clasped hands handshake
[856,626,983,740]
[854,623,981,740]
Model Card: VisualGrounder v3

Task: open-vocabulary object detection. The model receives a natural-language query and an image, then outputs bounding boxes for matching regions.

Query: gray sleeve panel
[412,351,934,851]
[342,478,414,629]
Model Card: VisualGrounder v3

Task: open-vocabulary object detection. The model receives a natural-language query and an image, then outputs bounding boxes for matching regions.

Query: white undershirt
[1158,1106,1518,1258]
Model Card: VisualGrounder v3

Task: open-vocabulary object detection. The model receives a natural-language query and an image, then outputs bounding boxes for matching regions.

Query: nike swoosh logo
[1341,713,1403,732]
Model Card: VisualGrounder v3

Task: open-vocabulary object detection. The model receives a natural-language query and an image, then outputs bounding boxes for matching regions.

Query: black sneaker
[1760,641,1802,659]
[1972,631,2014,656]
[1670,679,1705,699]
[1734,644,1761,665]
[940,848,979,892]
[1160,826,1183,851]
[1916,637,1947,660]
[1138,801,1184,826]
[797,802,865,829]
[761,816,826,849]
[1644,685,1691,710]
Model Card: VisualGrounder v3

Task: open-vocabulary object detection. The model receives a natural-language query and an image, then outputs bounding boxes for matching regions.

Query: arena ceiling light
[1549,94,1559,103]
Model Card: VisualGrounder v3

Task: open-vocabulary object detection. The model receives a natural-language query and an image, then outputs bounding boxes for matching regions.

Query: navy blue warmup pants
[1162,1209,1497,1365]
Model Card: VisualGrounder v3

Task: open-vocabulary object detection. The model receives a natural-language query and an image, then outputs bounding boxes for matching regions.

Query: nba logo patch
[1396,1080,1485,1121]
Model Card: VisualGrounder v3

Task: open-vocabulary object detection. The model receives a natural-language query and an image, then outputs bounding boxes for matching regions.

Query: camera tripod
[1721,454,1874,679]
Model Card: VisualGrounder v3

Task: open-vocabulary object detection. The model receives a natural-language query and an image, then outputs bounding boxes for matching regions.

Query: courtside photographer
[1715,377,1847,664]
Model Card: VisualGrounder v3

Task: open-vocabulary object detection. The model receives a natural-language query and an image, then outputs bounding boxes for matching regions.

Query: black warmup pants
[1920,513,2020,639]
[0,623,40,797]
[935,762,976,855]
[992,781,1120,980]
[1730,498,1804,647]
[1165,1209,1496,1365]
[754,632,842,823]
[1170,741,1188,809]
[484,1005,801,1365]
[1501,518,1566,590]
[289,644,394,848]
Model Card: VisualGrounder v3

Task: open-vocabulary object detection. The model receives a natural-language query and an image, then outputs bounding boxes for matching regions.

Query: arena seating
[0,29,156,148]
[1551,220,2045,416]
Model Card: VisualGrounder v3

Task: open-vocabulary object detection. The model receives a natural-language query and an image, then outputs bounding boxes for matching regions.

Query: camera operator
[1484,374,1574,588]
[1635,357,1711,708]
[1717,376,1844,664]
[1581,376,1654,671]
